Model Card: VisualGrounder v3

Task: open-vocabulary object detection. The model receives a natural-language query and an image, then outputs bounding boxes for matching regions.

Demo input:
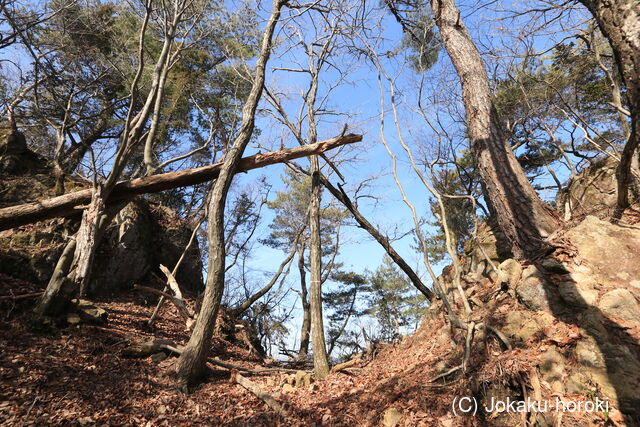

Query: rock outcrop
[0,131,203,295]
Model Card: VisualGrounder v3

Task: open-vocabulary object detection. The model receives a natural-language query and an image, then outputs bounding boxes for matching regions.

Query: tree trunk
[431,0,561,259]
[297,244,311,361]
[319,173,434,300]
[0,134,361,231]
[309,155,330,378]
[34,199,125,316]
[175,0,285,389]
[33,238,76,317]
[579,0,640,217]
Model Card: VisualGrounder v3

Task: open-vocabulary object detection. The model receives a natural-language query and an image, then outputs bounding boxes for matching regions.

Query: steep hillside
[1,143,638,426]
[0,140,203,295]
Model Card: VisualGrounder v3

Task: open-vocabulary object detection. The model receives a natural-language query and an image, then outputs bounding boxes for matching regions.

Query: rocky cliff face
[0,131,203,295]
[420,162,640,425]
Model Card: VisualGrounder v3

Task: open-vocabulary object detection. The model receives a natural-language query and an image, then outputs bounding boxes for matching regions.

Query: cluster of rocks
[452,215,640,423]
[0,130,203,296]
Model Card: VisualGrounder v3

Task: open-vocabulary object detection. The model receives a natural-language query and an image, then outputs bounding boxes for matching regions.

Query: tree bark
[297,243,311,361]
[175,0,285,388]
[0,134,361,231]
[308,155,330,378]
[431,0,561,259]
[579,0,640,217]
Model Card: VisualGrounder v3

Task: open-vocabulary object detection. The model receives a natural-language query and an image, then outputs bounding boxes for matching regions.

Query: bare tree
[175,0,287,388]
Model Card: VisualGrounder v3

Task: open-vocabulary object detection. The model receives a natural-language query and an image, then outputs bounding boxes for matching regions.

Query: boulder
[566,216,640,287]
[294,370,312,387]
[557,279,598,308]
[538,348,565,394]
[496,258,522,288]
[73,299,107,324]
[557,157,636,218]
[599,289,640,326]
[516,265,552,311]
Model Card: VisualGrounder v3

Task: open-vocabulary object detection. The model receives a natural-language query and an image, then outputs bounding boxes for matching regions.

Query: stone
[516,265,551,311]
[557,280,598,307]
[282,383,295,393]
[574,339,605,369]
[566,216,640,288]
[73,299,107,324]
[294,370,312,387]
[538,348,565,394]
[566,372,592,394]
[503,311,543,342]
[540,258,569,273]
[599,289,640,326]
[557,158,639,218]
[66,313,81,325]
[497,259,522,288]
[382,407,403,427]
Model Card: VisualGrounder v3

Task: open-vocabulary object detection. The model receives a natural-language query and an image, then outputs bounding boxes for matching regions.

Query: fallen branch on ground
[0,133,362,230]
[0,291,44,300]
[330,354,362,374]
[231,370,288,417]
[122,338,302,374]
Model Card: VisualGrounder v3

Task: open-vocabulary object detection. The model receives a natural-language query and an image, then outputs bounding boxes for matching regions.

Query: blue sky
[220,0,595,356]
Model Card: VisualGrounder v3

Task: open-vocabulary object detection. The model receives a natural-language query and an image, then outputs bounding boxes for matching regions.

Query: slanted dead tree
[286,161,434,301]
[0,134,361,231]
[175,0,288,388]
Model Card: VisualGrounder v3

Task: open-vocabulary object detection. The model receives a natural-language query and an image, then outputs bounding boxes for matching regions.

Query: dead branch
[330,354,362,374]
[231,370,289,417]
[159,264,183,300]
[133,285,192,320]
[122,338,301,375]
[0,133,362,231]
[0,291,44,301]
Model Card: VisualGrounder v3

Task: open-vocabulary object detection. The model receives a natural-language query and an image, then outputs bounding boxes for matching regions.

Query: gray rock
[516,265,551,311]
[558,280,598,307]
[574,339,605,369]
[539,348,565,394]
[599,289,640,326]
[497,258,522,288]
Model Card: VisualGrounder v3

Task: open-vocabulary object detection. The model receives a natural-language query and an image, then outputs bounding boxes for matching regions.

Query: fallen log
[0,291,44,301]
[0,133,362,231]
[231,370,288,417]
[122,338,301,374]
[330,354,362,374]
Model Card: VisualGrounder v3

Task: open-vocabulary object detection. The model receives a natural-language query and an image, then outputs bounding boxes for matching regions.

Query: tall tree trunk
[175,0,285,388]
[309,154,330,378]
[579,0,640,217]
[431,0,561,260]
[297,243,311,361]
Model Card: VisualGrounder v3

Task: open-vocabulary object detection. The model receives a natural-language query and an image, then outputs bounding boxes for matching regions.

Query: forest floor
[0,267,625,427]
[0,273,459,426]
